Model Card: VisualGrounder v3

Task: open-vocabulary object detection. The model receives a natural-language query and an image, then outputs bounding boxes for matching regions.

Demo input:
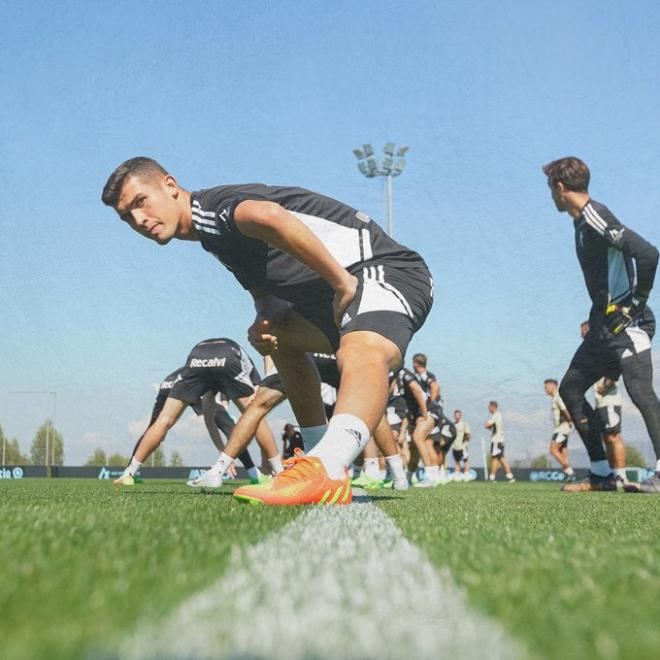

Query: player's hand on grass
[333,274,358,326]
[248,319,278,355]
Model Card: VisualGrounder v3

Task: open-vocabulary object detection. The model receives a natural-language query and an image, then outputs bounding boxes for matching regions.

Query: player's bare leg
[489,457,500,481]
[550,441,568,470]
[373,414,408,489]
[352,436,383,488]
[604,432,628,487]
[500,457,516,483]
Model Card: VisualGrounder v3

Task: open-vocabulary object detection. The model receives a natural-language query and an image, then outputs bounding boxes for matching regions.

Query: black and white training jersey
[396,368,427,415]
[414,369,438,401]
[167,338,260,406]
[574,200,659,331]
[189,184,424,302]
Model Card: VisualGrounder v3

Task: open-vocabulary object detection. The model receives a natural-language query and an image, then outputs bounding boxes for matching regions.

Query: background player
[485,401,515,483]
[543,156,660,493]
[452,409,471,480]
[593,377,628,486]
[281,423,304,460]
[114,338,282,485]
[543,379,575,482]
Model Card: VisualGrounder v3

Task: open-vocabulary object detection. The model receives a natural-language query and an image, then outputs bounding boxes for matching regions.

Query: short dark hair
[101,157,168,207]
[489,400,498,408]
[542,157,590,193]
[412,353,427,366]
[544,379,558,386]
[454,409,461,414]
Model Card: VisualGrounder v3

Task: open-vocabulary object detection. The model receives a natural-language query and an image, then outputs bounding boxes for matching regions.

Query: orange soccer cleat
[233,456,352,506]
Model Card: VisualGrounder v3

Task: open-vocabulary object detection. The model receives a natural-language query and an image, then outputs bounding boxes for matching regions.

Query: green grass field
[1,479,659,659]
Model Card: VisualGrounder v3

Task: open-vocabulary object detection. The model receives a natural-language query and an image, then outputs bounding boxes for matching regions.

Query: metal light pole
[8,390,57,470]
[353,143,409,237]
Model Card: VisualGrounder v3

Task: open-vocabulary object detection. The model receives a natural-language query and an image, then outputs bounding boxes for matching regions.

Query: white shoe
[453,472,463,482]
[186,471,222,489]
[414,477,438,488]
[393,479,410,491]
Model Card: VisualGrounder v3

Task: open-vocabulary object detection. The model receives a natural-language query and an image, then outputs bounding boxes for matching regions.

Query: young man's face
[544,382,556,396]
[547,179,567,212]
[488,403,496,414]
[454,411,462,423]
[412,360,424,373]
[115,174,183,245]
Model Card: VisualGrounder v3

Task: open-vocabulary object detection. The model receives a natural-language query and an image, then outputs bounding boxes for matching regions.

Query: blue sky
[1,0,660,467]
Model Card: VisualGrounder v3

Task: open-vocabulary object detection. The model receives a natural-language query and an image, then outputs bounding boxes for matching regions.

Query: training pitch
[1,479,659,659]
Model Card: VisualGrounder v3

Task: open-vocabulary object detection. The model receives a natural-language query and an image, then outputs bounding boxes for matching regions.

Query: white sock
[300,424,328,453]
[590,460,610,477]
[506,472,514,480]
[364,457,380,479]
[128,456,142,475]
[247,466,260,480]
[210,452,234,476]
[655,458,660,473]
[614,468,627,481]
[309,413,370,479]
[564,466,574,476]
[488,474,495,481]
[385,454,406,483]
[268,455,284,475]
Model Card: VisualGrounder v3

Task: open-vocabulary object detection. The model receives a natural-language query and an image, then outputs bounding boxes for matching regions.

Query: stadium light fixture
[352,142,410,236]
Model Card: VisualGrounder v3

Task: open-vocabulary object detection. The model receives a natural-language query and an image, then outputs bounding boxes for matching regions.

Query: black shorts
[294,260,433,360]
[260,372,336,419]
[434,438,453,454]
[453,448,468,462]
[261,372,286,393]
[596,405,622,435]
[567,310,655,384]
[551,432,569,446]
[490,441,504,458]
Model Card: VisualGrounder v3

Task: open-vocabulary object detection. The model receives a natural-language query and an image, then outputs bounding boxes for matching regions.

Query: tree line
[0,421,182,467]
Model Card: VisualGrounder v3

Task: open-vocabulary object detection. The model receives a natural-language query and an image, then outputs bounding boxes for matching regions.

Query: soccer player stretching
[102,158,433,505]
[543,157,660,492]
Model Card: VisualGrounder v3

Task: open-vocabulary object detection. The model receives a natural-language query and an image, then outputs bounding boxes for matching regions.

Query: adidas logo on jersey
[341,312,352,326]
[189,357,226,368]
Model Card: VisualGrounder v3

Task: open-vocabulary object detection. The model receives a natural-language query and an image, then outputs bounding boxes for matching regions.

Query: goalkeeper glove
[605,291,648,335]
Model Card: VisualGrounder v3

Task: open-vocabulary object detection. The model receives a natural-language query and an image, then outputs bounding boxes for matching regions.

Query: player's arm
[408,380,428,418]
[485,418,493,429]
[234,201,358,324]
[202,392,225,452]
[114,398,187,484]
[590,211,660,331]
[464,429,471,444]
[557,397,573,425]
[429,379,440,402]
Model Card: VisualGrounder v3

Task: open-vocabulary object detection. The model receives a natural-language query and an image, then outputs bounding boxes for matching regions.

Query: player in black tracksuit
[544,157,660,492]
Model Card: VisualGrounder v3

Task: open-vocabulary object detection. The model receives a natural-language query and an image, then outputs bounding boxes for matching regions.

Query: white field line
[122,494,521,659]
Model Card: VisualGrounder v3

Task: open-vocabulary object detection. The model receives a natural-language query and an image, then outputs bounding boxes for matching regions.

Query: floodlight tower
[352,143,409,237]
